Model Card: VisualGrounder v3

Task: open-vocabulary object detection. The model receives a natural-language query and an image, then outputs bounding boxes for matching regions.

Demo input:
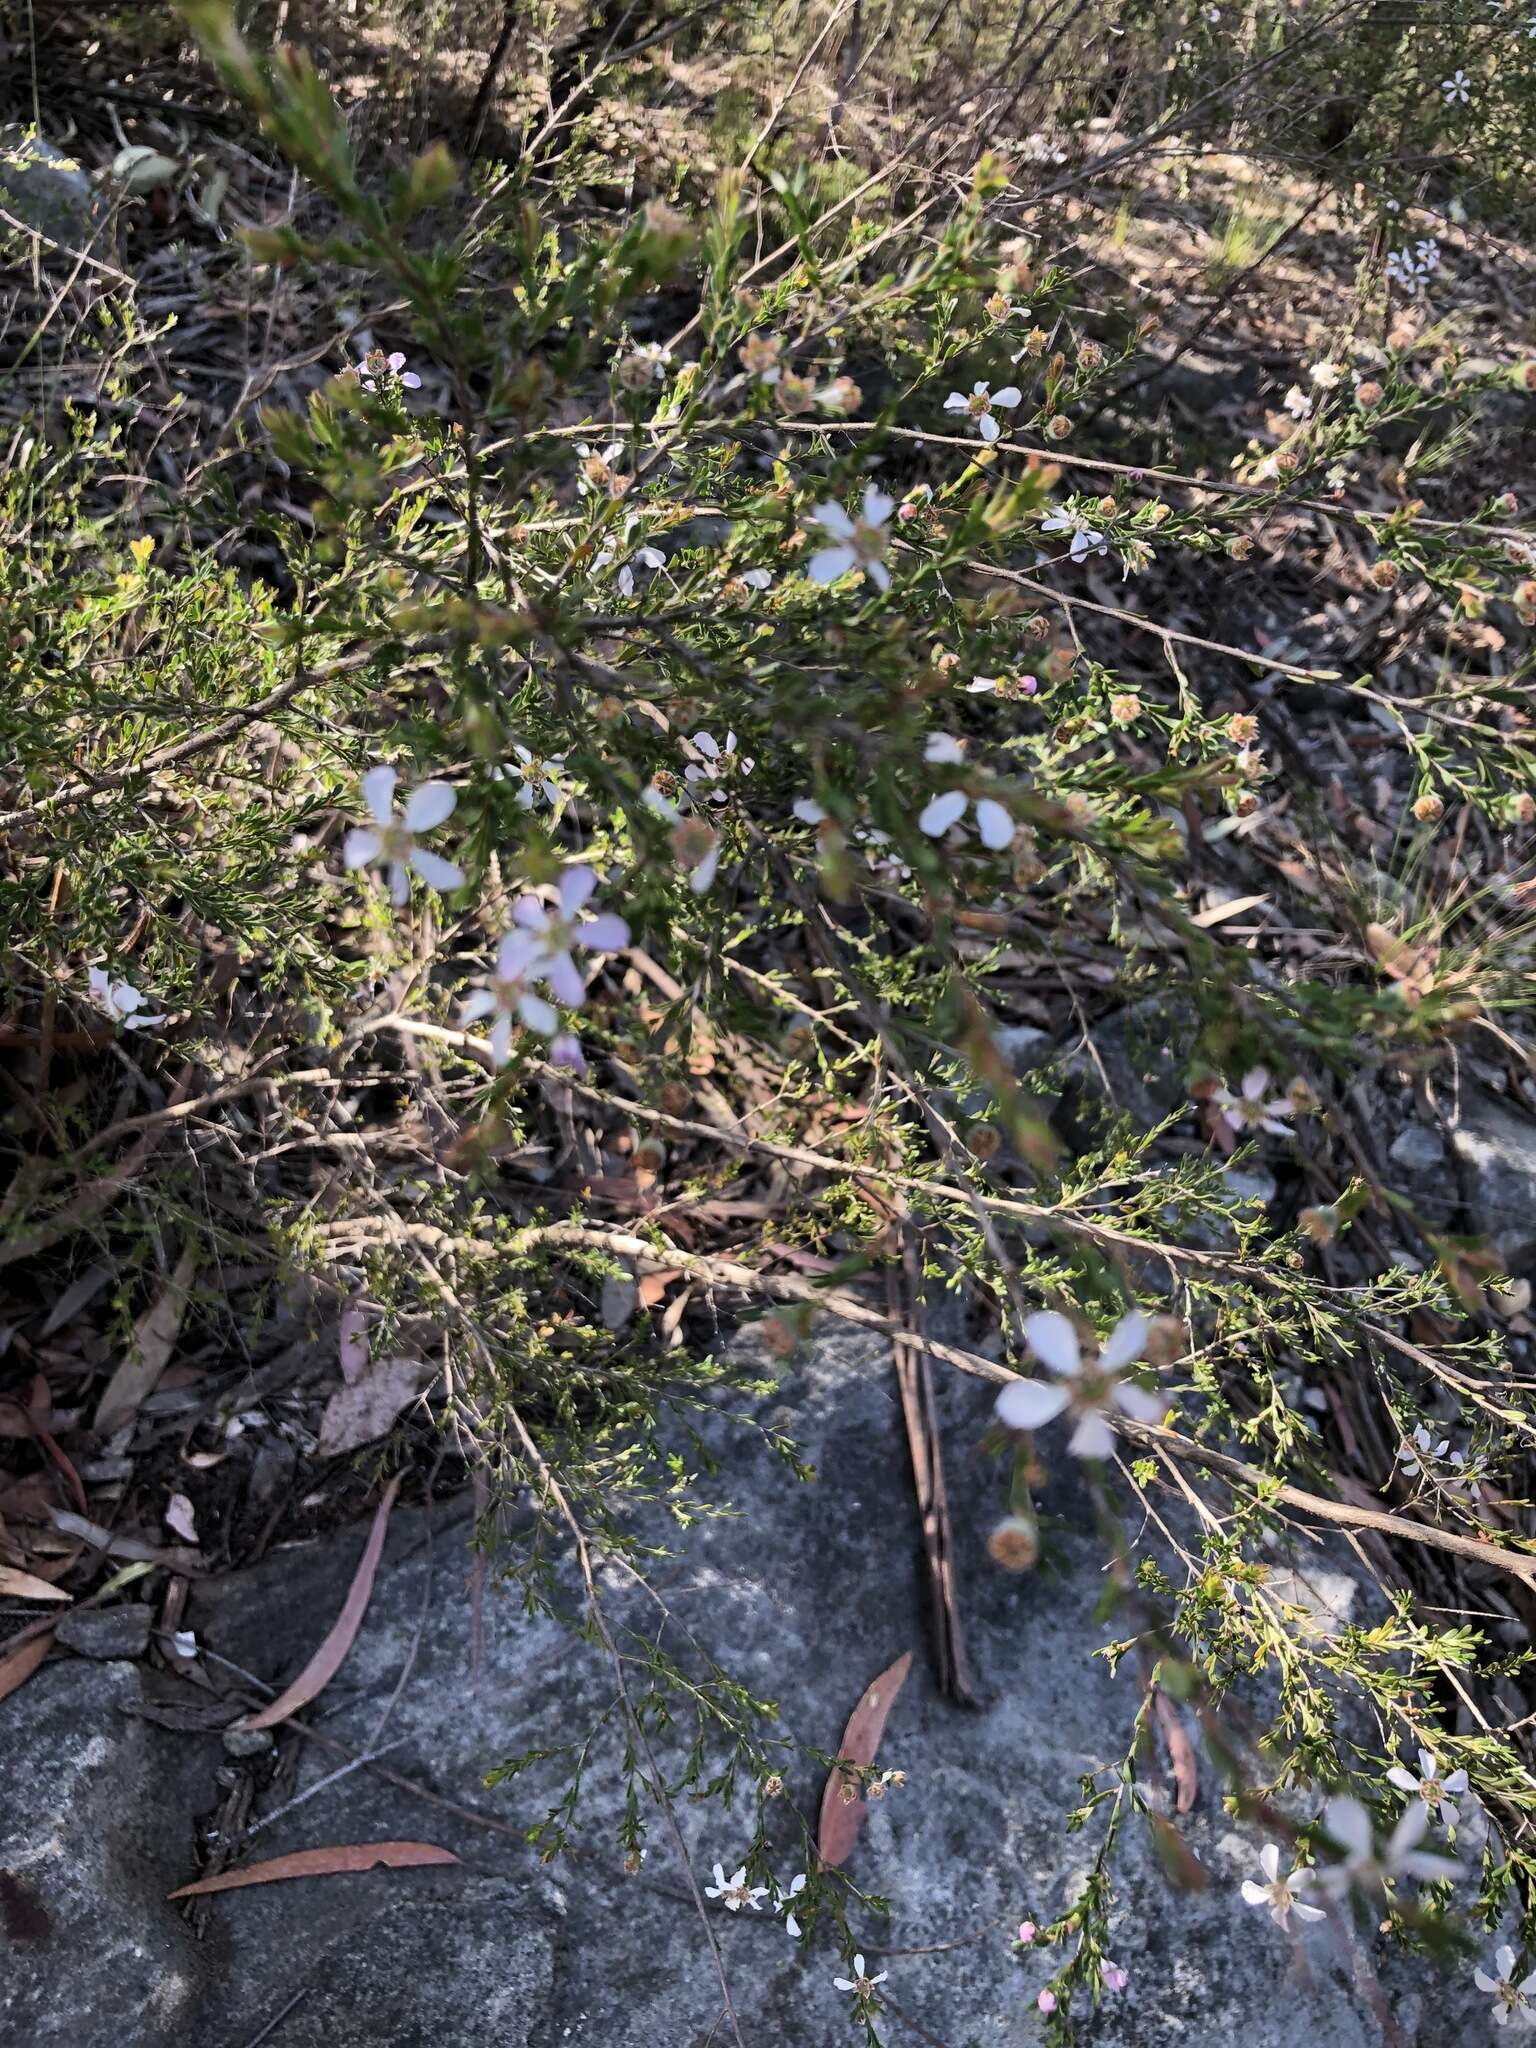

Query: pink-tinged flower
[1101,1961,1128,1993]
[944,379,1022,444]
[461,929,559,1064]
[343,765,465,906]
[1212,1067,1295,1141]
[833,1954,888,1999]
[993,1310,1164,1460]
[1386,1748,1469,1829]
[1319,1794,1465,1897]
[1016,1920,1037,1945]
[808,488,894,591]
[511,866,630,1008]
[548,1030,585,1074]
[1240,1843,1326,1928]
[918,734,1015,849]
[1475,1946,1536,2027]
[1037,1988,1057,2013]
[356,348,421,392]
[86,966,166,1031]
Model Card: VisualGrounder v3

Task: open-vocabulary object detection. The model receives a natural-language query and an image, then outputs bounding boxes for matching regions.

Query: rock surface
[0,1328,1483,2045]
[1449,1085,1536,1277]
[0,128,105,248]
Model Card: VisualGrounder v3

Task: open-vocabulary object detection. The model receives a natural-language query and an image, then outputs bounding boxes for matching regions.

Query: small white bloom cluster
[1385,238,1441,293]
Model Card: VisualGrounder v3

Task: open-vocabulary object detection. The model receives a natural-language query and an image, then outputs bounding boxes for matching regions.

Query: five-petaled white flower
[497,743,567,812]
[510,866,630,1008]
[461,929,559,1064]
[994,1309,1164,1459]
[775,1872,807,1937]
[833,1953,888,1999]
[1212,1067,1295,1141]
[575,440,628,497]
[1282,385,1313,420]
[944,379,1022,443]
[1309,361,1344,389]
[1387,1747,1469,1828]
[1040,509,1108,562]
[1240,1843,1327,1929]
[1441,69,1472,102]
[685,730,755,803]
[1319,1793,1465,1897]
[87,966,166,1031]
[1396,1422,1449,1477]
[918,734,1015,848]
[355,349,421,392]
[1475,1946,1536,2027]
[344,766,465,906]
[808,488,894,591]
[704,1863,768,1912]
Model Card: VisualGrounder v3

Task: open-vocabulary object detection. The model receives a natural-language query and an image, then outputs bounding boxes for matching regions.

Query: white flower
[1282,385,1313,420]
[87,966,167,1031]
[1386,245,1429,292]
[1396,1423,1449,1477]
[1415,236,1441,271]
[510,866,631,1008]
[685,730,755,804]
[1441,69,1471,102]
[1320,1794,1465,1897]
[356,349,421,392]
[775,1872,807,1938]
[1212,1067,1295,1141]
[993,1309,1164,1459]
[808,488,894,591]
[1475,1946,1536,2027]
[630,341,673,379]
[343,766,465,906]
[917,734,1014,849]
[496,743,567,811]
[1308,361,1344,389]
[704,1863,768,1911]
[461,928,560,1064]
[1040,509,1108,562]
[943,379,1022,444]
[1386,1748,1469,1828]
[575,441,628,496]
[1240,1843,1327,1928]
[833,1953,888,1998]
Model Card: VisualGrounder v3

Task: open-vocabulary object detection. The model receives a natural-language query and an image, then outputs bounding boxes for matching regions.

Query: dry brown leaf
[237,1475,401,1731]
[164,1494,199,1543]
[817,1650,913,1867]
[317,1359,435,1457]
[0,1568,71,1603]
[0,1628,54,1702]
[93,1244,200,1434]
[166,1840,459,1899]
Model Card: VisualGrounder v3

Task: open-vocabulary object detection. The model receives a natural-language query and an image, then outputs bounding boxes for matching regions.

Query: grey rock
[0,129,106,249]
[1388,1122,1445,1176]
[1449,1086,1536,1275]
[1061,992,1202,1130]
[54,1603,152,1660]
[1,1327,1482,2044]
[0,1659,215,2043]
